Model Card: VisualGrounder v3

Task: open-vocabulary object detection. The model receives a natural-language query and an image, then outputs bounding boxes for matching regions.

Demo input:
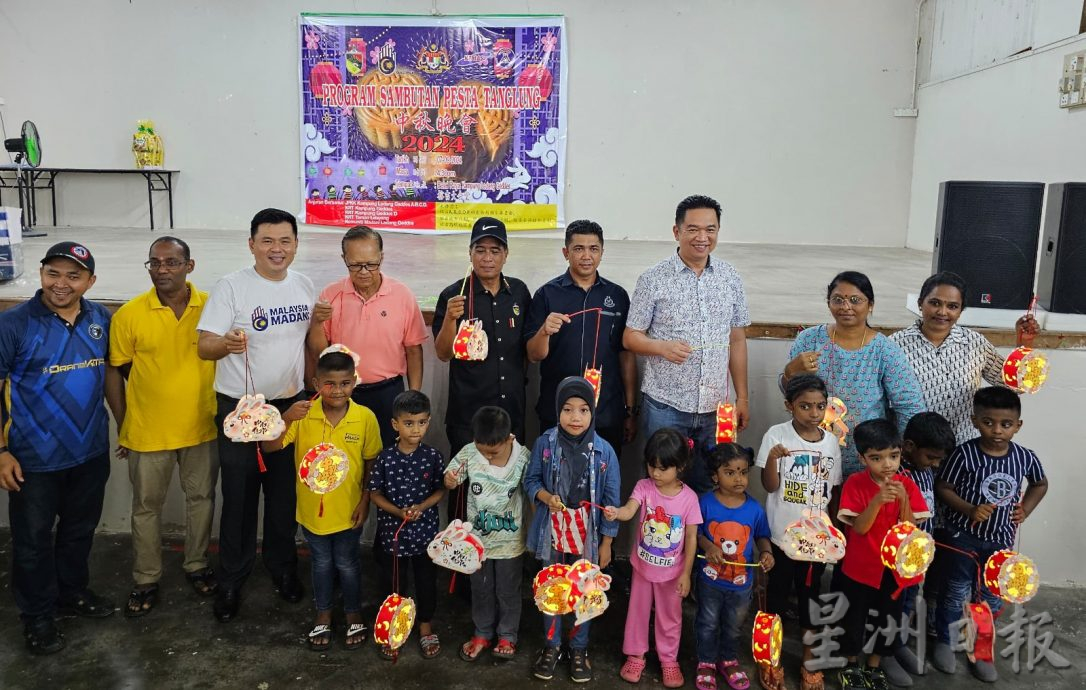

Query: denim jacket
[523,427,621,564]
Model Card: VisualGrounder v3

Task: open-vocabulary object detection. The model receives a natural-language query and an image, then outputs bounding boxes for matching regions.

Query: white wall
[0,0,918,246]
[906,32,1086,250]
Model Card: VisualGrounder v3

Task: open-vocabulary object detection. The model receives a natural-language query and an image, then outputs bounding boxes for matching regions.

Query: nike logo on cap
[481,225,498,231]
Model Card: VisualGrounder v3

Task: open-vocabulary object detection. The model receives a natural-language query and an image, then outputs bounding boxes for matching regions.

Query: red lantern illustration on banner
[309,61,342,100]
[962,601,995,663]
[716,402,737,444]
[1002,347,1048,394]
[751,611,782,667]
[583,366,602,406]
[880,521,935,596]
[373,593,416,650]
[517,32,557,101]
[983,550,1039,604]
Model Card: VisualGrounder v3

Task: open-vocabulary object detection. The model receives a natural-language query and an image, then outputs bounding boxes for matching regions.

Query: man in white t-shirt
[197,208,320,622]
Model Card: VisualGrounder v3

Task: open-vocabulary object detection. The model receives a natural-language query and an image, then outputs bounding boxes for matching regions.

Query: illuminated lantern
[426,519,485,574]
[983,550,1039,604]
[820,397,849,446]
[962,601,995,663]
[309,61,342,99]
[716,402,737,444]
[532,563,574,616]
[223,393,285,472]
[751,611,783,667]
[583,367,602,406]
[880,521,935,596]
[1002,347,1048,394]
[298,442,349,517]
[452,318,488,361]
[781,514,846,564]
[373,593,416,650]
[566,559,612,625]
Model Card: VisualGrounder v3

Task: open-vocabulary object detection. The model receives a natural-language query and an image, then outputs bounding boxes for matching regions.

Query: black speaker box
[932,181,1044,310]
[1038,182,1086,314]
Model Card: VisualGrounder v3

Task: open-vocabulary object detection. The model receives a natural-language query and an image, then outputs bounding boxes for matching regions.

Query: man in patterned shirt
[623,195,751,492]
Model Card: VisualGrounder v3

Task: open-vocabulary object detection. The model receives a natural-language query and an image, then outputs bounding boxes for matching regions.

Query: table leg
[167,172,174,229]
[48,172,57,226]
[146,173,154,230]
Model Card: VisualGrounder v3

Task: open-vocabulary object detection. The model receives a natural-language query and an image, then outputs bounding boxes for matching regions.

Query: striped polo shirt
[0,292,111,472]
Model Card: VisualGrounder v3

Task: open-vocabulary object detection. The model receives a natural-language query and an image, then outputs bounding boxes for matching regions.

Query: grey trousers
[470,555,523,643]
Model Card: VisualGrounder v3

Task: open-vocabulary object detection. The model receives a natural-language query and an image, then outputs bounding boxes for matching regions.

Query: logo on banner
[416,43,451,74]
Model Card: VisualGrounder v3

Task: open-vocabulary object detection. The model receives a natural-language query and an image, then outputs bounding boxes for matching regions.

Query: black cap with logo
[41,241,95,274]
[470,216,508,247]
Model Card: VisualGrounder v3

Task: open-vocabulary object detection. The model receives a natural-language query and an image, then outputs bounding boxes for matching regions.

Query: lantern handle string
[934,539,987,603]
[563,307,604,371]
[392,516,410,593]
[695,554,763,568]
[447,462,470,594]
[458,264,472,298]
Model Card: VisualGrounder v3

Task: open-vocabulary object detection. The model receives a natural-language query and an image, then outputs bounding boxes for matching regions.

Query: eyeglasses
[828,295,869,307]
[346,262,382,273]
[144,259,188,270]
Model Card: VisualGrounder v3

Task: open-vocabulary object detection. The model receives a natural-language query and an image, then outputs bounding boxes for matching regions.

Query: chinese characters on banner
[299,14,567,232]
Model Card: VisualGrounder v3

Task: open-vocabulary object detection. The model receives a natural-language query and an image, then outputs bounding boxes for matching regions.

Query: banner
[299,14,567,232]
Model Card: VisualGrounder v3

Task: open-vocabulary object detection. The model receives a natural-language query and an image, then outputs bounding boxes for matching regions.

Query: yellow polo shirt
[282,399,382,534]
[109,284,216,452]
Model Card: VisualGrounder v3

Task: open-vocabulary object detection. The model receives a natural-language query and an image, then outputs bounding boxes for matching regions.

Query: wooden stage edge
[0,297,1080,349]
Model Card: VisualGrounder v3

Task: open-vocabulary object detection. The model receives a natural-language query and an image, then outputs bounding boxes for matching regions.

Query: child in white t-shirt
[755,374,842,690]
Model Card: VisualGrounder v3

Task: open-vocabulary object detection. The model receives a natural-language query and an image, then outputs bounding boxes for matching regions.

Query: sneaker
[932,642,957,674]
[57,589,115,618]
[970,660,998,683]
[880,656,913,687]
[532,646,561,681]
[864,667,890,690]
[894,646,924,675]
[838,664,867,690]
[570,648,593,683]
[23,617,65,655]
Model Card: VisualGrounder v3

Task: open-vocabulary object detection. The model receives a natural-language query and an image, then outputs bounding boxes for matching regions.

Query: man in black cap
[433,217,531,520]
[0,242,119,654]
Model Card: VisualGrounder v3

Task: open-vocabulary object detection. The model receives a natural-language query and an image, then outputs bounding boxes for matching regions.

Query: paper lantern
[299,442,350,517]
[373,593,416,650]
[819,397,849,446]
[1002,347,1048,394]
[532,563,574,616]
[566,559,612,625]
[751,611,782,667]
[583,366,602,406]
[962,601,995,663]
[983,550,1039,604]
[427,519,486,574]
[452,318,488,361]
[880,522,934,593]
[310,61,342,98]
[781,514,847,563]
[716,402,737,444]
[223,393,285,443]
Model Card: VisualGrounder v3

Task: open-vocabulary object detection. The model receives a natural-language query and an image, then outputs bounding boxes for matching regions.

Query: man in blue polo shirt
[525,219,637,454]
[0,242,116,655]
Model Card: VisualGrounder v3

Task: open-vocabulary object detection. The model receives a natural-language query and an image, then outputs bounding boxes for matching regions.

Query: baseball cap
[470,217,508,247]
[41,241,95,274]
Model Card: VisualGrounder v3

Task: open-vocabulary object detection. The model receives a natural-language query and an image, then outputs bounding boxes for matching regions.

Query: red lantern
[452,318,488,360]
[983,550,1039,604]
[309,61,342,99]
[373,593,416,650]
[880,521,934,597]
[583,367,602,405]
[751,611,782,667]
[1002,346,1048,394]
[532,563,573,616]
[962,601,995,663]
[716,402,737,444]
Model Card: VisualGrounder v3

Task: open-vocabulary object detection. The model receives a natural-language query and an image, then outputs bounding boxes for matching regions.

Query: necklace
[830,325,869,350]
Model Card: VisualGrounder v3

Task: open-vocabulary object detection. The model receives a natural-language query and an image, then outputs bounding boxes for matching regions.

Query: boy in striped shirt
[932,387,1048,682]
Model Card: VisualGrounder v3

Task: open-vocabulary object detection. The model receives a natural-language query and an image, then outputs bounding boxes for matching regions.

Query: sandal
[459,635,491,662]
[24,617,65,656]
[757,663,785,690]
[799,666,824,690]
[696,662,718,690]
[307,624,333,651]
[419,633,441,658]
[662,661,685,689]
[379,644,396,660]
[719,659,751,690]
[492,638,517,659]
[621,655,647,683]
[344,623,366,650]
[58,590,115,618]
[185,568,218,597]
[124,584,159,618]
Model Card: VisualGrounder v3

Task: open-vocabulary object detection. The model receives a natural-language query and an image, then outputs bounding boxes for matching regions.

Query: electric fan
[3,120,45,236]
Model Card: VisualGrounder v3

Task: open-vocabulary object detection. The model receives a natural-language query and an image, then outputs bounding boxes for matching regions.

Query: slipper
[757,663,785,690]
[620,655,647,683]
[379,644,397,661]
[492,638,516,660]
[459,635,491,662]
[344,623,366,650]
[307,624,333,651]
[185,568,218,597]
[58,590,115,618]
[719,659,750,690]
[124,584,159,618]
[696,662,718,690]
[800,666,825,690]
[420,633,441,658]
[662,661,685,689]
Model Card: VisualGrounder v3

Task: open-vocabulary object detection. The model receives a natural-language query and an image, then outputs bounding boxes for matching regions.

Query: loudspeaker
[932,181,1044,310]
[1038,182,1086,314]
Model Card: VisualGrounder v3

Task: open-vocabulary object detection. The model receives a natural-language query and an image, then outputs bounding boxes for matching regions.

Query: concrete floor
[0,225,935,327]
[0,532,1082,689]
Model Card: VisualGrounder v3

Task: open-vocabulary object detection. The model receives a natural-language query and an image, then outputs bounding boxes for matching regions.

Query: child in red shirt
[834,420,930,690]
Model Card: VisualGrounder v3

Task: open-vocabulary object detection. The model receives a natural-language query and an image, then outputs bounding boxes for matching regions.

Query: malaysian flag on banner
[550,505,588,554]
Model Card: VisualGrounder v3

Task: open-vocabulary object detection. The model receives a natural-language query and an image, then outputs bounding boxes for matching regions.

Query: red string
[448,467,469,594]
[579,500,606,512]
[564,307,604,371]
[391,516,410,593]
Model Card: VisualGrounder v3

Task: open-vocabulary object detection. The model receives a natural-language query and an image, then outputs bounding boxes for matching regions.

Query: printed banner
[299,14,567,232]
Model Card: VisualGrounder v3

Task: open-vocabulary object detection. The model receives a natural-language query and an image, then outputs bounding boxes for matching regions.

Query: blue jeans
[695,579,752,663]
[301,526,361,614]
[935,530,1004,644]
[544,613,590,650]
[8,453,110,621]
[642,394,718,494]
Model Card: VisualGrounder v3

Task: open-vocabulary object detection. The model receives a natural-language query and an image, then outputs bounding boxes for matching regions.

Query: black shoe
[569,648,593,683]
[57,590,115,618]
[838,664,867,690]
[24,617,65,655]
[532,646,561,681]
[864,667,890,690]
[213,588,239,622]
[275,572,304,604]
